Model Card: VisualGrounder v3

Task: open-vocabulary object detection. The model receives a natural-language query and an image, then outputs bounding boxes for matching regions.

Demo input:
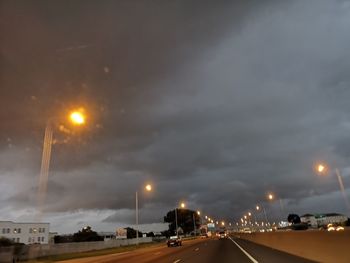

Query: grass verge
[24,242,163,263]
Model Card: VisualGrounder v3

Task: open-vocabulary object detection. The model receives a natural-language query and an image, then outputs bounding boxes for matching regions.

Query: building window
[2,228,5,234]
[7,228,10,234]
[29,228,32,233]
[16,238,20,243]
[42,228,45,233]
[37,237,40,242]
[28,237,31,243]
[18,228,21,233]
[41,237,44,242]
[39,228,41,233]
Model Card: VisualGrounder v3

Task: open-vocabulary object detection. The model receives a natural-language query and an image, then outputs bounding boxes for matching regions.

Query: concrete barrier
[0,247,14,263]
[237,230,350,263]
[0,237,153,262]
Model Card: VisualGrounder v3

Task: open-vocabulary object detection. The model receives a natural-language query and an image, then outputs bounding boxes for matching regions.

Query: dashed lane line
[228,237,259,263]
[173,259,181,263]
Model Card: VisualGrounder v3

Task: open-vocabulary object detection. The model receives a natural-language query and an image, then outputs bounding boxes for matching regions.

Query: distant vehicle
[218,231,227,239]
[327,224,344,232]
[243,228,252,234]
[200,233,208,238]
[167,236,182,247]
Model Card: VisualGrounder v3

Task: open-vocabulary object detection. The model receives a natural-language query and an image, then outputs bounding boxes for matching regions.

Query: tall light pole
[266,192,284,222]
[37,110,86,220]
[192,211,200,237]
[316,163,350,212]
[192,213,196,237]
[175,202,185,236]
[136,184,152,245]
[256,204,269,225]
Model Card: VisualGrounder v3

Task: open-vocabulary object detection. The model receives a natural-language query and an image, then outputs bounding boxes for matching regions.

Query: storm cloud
[1,0,350,233]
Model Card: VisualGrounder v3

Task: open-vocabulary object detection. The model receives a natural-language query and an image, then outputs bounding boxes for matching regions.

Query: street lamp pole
[192,212,196,237]
[136,191,139,245]
[335,168,350,212]
[175,208,178,236]
[135,184,152,245]
[316,164,350,212]
[37,121,54,219]
[37,110,86,221]
[257,205,269,224]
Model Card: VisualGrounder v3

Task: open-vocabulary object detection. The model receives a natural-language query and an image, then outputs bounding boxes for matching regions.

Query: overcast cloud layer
[1,0,350,233]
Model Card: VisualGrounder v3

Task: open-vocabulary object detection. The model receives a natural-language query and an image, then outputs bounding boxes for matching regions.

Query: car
[243,228,252,234]
[327,224,344,232]
[218,231,227,239]
[167,236,182,247]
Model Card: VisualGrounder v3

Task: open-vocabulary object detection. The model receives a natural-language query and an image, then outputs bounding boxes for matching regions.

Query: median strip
[228,237,259,263]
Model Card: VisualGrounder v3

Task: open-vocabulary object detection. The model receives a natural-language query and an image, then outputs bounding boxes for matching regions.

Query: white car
[243,228,252,234]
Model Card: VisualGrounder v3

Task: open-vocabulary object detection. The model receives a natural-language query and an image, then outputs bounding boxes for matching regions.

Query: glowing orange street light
[145,184,152,192]
[69,110,85,125]
[180,202,185,208]
[197,211,201,215]
[268,193,274,201]
[317,164,325,173]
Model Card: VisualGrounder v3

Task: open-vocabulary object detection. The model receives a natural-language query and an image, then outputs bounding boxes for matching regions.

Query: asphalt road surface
[58,237,315,263]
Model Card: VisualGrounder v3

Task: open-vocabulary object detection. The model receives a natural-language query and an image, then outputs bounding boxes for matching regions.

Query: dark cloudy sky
[1,0,350,233]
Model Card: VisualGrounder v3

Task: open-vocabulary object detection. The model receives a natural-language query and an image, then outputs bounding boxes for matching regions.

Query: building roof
[314,213,345,218]
[300,213,347,219]
[301,214,314,217]
[0,221,50,224]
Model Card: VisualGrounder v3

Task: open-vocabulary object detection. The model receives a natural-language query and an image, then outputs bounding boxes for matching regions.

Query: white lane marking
[173,259,181,263]
[194,247,199,251]
[154,251,161,255]
[228,237,259,263]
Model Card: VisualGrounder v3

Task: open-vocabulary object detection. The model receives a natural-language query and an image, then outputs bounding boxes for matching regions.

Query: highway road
[58,237,315,263]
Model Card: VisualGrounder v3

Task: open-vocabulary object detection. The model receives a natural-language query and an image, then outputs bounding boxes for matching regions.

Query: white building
[0,221,50,244]
[300,213,348,228]
[98,231,116,241]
